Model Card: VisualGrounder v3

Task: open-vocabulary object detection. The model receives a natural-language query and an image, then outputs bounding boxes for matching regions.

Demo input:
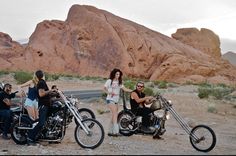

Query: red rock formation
[0,5,236,85]
[171,28,221,59]
[0,32,24,70]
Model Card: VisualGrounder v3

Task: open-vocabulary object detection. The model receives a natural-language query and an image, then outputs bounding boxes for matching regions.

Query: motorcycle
[118,91,169,138]
[11,90,105,149]
[118,91,216,152]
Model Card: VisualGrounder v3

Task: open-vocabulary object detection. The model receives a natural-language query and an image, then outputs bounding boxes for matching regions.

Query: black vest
[130,89,145,113]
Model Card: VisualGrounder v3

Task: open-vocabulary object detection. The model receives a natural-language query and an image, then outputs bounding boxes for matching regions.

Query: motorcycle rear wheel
[117,111,135,136]
[11,121,29,145]
[74,118,104,149]
[190,125,216,152]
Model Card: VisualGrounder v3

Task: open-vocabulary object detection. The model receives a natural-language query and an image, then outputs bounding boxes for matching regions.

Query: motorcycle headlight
[166,112,171,120]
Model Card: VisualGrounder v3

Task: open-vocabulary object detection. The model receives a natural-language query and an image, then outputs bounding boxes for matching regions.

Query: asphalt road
[11,89,104,104]
[63,89,103,99]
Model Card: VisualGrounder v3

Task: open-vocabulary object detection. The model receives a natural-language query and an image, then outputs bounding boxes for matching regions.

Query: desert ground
[0,77,236,155]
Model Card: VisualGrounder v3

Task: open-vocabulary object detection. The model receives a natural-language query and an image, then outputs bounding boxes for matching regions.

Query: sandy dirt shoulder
[0,79,235,155]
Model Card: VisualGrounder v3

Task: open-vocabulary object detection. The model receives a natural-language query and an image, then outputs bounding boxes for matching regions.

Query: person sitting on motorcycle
[27,70,58,146]
[0,83,23,140]
[130,81,155,133]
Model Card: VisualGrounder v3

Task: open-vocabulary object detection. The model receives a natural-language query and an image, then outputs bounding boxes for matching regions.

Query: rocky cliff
[222,51,236,66]
[0,4,236,85]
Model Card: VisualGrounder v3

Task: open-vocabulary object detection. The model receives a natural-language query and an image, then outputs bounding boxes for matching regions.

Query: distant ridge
[222,51,236,66]
[17,38,28,45]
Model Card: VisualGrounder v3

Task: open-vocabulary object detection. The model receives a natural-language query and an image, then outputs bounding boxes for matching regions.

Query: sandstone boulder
[0,5,236,86]
[171,28,221,59]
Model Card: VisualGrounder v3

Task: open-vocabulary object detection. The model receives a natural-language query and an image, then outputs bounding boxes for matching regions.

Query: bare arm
[3,98,11,106]
[38,88,57,97]
[131,92,151,104]
[121,86,132,93]
[18,80,33,88]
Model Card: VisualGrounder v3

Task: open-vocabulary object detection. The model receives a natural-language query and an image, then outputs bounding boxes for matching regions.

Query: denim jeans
[136,107,153,127]
[0,109,13,136]
[28,105,49,141]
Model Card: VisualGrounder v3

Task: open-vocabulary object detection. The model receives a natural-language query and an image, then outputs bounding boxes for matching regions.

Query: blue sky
[0,0,236,54]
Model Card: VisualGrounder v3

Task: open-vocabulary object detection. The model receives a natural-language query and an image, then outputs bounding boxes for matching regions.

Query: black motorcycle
[11,91,105,149]
[118,92,216,152]
[118,91,169,138]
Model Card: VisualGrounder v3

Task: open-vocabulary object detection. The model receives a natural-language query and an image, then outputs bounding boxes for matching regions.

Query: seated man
[130,81,155,133]
[0,83,23,140]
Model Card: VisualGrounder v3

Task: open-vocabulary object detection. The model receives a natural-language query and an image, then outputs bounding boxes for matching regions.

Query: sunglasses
[137,85,144,88]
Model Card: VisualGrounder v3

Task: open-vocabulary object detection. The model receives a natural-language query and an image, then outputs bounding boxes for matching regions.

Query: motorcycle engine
[43,112,64,139]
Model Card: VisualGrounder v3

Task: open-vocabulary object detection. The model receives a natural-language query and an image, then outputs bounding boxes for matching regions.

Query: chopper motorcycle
[11,90,105,149]
[118,91,216,152]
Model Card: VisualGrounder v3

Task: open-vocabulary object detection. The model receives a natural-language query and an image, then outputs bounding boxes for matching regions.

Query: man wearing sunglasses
[0,83,22,140]
[130,81,155,133]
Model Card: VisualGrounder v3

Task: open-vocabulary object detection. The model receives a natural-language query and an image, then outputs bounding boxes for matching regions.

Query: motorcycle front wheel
[190,125,216,152]
[75,108,96,128]
[74,118,104,149]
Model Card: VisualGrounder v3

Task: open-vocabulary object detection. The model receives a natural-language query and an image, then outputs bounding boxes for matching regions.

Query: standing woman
[104,68,132,136]
[18,73,39,120]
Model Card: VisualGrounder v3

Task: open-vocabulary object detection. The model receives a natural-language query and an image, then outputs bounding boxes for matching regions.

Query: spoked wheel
[74,118,104,149]
[117,111,135,136]
[75,108,96,127]
[190,125,216,152]
[11,121,29,145]
[78,108,95,120]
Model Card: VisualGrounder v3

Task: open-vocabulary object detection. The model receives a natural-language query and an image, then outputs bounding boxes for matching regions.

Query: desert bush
[212,87,233,100]
[0,70,10,76]
[207,104,217,113]
[101,92,107,100]
[44,73,60,81]
[124,80,136,90]
[14,71,33,84]
[158,81,168,89]
[198,87,211,99]
[198,81,212,88]
[144,87,154,96]
[153,80,168,89]
[198,83,234,100]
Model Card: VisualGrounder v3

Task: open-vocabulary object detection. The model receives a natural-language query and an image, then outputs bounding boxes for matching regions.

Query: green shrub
[207,104,217,113]
[101,92,107,100]
[144,87,154,96]
[14,71,33,84]
[212,87,234,100]
[198,83,234,100]
[124,80,136,90]
[198,82,212,88]
[153,80,168,89]
[198,87,211,99]
[0,70,10,76]
[158,81,168,89]
[45,73,60,81]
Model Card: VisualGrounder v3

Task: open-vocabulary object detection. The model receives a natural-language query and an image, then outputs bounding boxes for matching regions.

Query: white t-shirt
[104,79,124,103]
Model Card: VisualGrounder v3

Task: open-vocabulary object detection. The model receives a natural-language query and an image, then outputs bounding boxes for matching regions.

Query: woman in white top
[104,68,132,136]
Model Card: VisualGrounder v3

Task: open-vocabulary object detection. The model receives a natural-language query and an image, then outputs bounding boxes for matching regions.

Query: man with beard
[0,83,22,140]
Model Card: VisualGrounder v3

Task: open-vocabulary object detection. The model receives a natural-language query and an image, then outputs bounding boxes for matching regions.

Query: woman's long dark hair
[109,68,123,85]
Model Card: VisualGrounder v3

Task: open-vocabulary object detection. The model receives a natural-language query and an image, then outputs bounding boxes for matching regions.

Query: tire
[74,118,104,149]
[75,108,96,125]
[117,111,135,136]
[11,120,30,145]
[190,125,216,152]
